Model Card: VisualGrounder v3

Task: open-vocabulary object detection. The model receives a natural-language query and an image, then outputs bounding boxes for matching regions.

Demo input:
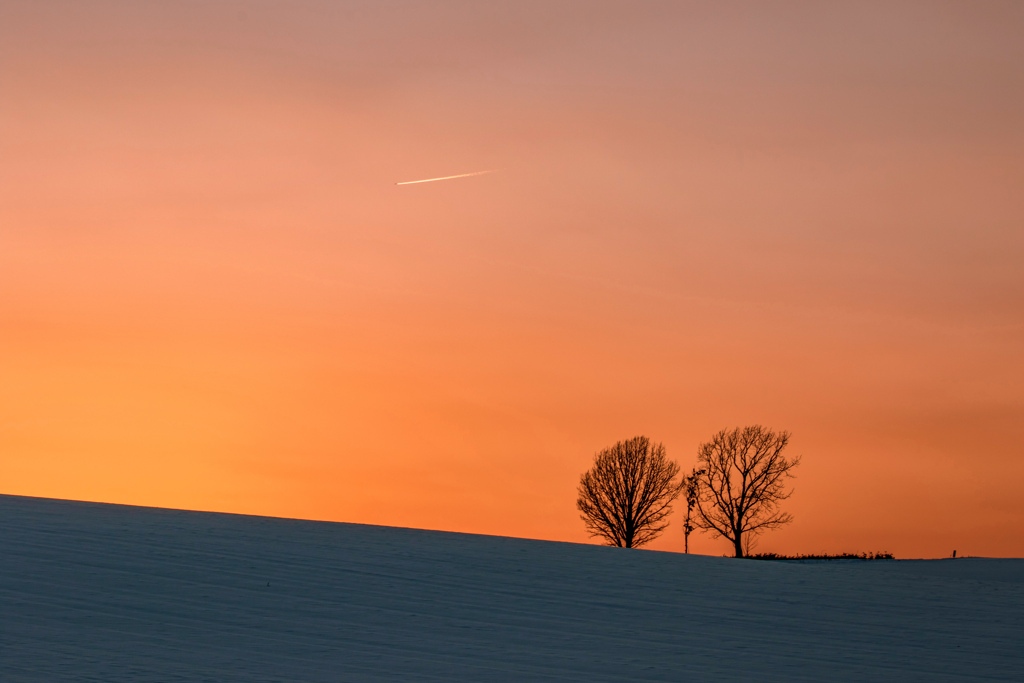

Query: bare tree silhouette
[682,467,704,554]
[576,436,684,548]
[693,425,800,558]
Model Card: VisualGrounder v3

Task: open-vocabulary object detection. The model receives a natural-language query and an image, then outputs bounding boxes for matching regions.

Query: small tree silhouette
[693,425,800,558]
[682,467,705,554]
[576,436,684,548]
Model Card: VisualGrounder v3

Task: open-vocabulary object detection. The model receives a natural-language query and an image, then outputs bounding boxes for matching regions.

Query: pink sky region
[2,1,1022,558]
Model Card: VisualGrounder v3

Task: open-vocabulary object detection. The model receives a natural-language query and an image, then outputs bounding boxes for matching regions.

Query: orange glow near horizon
[2,1,1023,558]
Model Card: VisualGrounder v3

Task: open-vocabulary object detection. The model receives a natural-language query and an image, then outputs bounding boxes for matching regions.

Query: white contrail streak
[395,170,497,185]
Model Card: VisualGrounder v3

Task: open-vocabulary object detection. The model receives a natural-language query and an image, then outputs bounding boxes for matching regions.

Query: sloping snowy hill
[2,495,1021,681]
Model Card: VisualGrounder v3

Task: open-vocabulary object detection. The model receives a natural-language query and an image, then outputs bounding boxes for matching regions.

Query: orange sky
[2,1,1022,558]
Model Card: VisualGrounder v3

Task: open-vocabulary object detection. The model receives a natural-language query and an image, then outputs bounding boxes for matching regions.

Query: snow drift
[1,495,1021,681]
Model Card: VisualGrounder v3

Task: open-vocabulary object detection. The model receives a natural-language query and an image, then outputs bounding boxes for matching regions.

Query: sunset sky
[2,1,1022,558]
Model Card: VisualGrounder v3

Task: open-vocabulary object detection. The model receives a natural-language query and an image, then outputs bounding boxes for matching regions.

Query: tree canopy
[693,425,800,557]
[577,436,684,548]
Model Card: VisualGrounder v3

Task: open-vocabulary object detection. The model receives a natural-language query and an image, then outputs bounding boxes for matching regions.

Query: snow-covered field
[2,495,1021,681]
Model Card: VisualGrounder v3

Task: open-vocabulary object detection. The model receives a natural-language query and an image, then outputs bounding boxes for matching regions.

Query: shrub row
[746,551,895,561]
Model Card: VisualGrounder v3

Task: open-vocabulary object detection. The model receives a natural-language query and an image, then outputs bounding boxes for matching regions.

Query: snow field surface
[1,494,1022,681]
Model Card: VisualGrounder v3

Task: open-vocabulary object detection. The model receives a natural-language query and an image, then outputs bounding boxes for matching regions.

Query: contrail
[395,170,497,185]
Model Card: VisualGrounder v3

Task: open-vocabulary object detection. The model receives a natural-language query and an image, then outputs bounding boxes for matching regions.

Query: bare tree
[576,436,684,548]
[693,425,800,558]
[682,467,704,554]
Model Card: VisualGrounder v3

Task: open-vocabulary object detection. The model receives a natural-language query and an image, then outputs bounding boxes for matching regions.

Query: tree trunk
[733,535,744,558]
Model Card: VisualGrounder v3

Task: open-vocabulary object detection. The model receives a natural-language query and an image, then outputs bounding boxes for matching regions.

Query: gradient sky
[2,1,1022,558]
